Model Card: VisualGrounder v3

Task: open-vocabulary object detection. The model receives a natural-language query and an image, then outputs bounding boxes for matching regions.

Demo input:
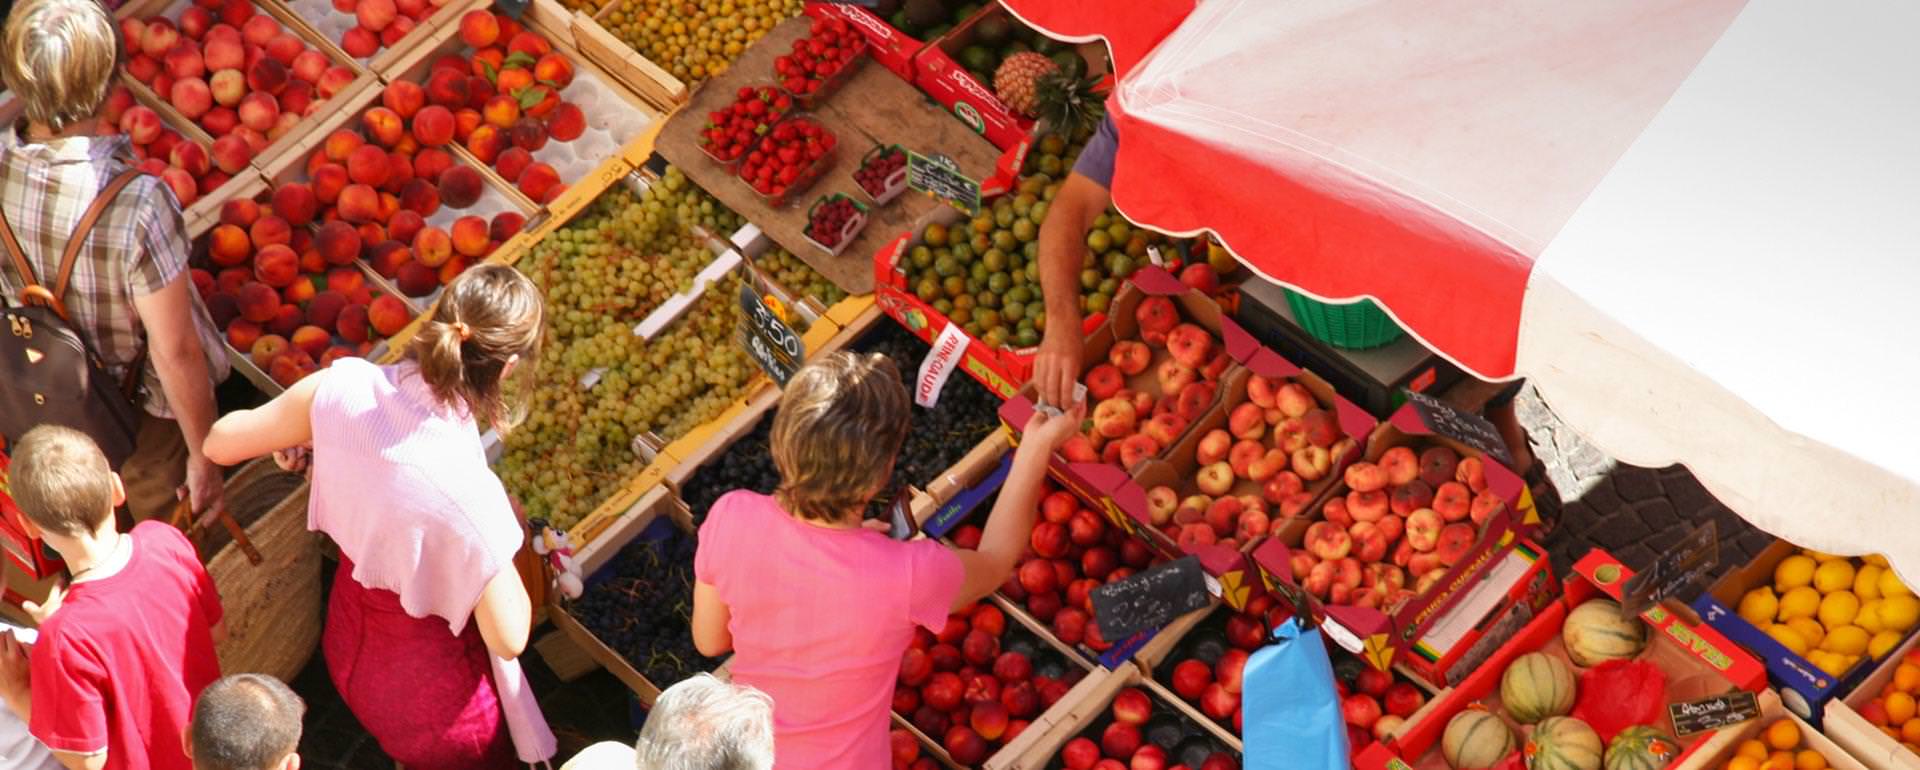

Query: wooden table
[657,17,1004,295]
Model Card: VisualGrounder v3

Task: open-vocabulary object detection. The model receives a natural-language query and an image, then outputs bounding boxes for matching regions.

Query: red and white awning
[1001,0,1920,580]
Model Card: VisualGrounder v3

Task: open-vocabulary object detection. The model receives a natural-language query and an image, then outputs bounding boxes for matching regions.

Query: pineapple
[993,52,1058,117]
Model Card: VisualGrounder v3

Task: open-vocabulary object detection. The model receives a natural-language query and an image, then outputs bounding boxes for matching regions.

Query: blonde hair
[9,424,114,536]
[1,0,120,133]
[770,351,910,523]
[406,264,543,429]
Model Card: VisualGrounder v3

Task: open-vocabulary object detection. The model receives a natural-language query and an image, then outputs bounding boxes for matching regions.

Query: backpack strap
[0,168,141,321]
[0,182,44,308]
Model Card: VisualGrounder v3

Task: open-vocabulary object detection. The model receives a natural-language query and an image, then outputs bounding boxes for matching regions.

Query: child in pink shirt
[693,352,1082,770]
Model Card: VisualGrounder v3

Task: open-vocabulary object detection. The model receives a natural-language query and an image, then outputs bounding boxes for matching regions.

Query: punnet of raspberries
[855,145,907,199]
[805,195,864,250]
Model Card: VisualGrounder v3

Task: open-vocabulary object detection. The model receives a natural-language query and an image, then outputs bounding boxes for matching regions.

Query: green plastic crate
[1283,289,1405,350]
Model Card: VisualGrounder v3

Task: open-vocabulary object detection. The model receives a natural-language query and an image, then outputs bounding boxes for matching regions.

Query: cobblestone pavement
[1514,384,1772,595]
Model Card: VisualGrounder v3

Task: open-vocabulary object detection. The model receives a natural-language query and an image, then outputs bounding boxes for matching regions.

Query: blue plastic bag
[1245,618,1349,770]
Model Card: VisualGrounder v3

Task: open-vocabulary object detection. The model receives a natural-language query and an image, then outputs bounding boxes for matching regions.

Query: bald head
[190,674,304,770]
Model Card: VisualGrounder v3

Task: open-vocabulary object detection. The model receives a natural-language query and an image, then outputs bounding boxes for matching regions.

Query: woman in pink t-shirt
[693,351,1082,770]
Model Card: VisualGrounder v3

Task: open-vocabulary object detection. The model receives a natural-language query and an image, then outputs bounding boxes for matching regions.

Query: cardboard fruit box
[1354,549,1768,770]
[911,4,1108,151]
[988,663,1240,770]
[803,2,926,82]
[1693,538,1920,726]
[1393,539,1558,691]
[1824,626,1920,768]
[1244,400,1544,672]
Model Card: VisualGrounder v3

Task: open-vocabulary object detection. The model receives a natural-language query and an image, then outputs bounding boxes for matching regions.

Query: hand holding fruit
[1024,401,1086,453]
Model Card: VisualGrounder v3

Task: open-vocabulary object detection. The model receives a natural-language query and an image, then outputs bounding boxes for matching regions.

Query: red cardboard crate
[1394,538,1559,690]
[910,4,1107,151]
[1353,549,1768,770]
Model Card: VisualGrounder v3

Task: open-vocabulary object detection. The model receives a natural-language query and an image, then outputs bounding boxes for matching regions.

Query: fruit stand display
[999,664,1241,770]
[1824,624,1920,768]
[101,81,272,234]
[583,0,806,84]
[277,0,476,74]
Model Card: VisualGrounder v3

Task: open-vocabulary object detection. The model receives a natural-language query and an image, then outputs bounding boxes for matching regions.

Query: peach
[1455,456,1488,493]
[126,54,163,85]
[396,260,437,296]
[247,57,286,95]
[462,76,492,111]
[410,226,451,268]
[265,33,303,66]
[331,0,354,11]
[367,240,410,277]
[1469,491,1505,526]
[267,303,302,337]
[533,53,574,90]
[387,210,426,244]
[427,53,465,77]
[496,15,523,43]
[1343,462,1387,493]
[218,0,256,27]
[200,136,246,178]
[357,0,397,31]
[298,249,326,274]
[201,106,238,136]
[217,269,252,296]
[122,18,148,53]
[142,18,180,58]
[202,171,231,194]
[376,192,400,223]
[436,255,468,285]
[382,151,414,193]
[1419,446,1460,488]
[1305,521,1352,561]
[204,33,245,72]
[268,110,301,140]
[238,282,281,323]
[320,346,356,368]
[306,163,345,206]
[453,109,482,143]
[380,17,416,48]
[507,31,550,59]
[1349,520,1388,562]
[326,268,366,296]
[481,94,519,130]
[252,244,299,287]
[237,91,278,132]
[320,134,363,169]
[459,10,499,48]
[137,158,170,177]
[271,183,317,225]
[437,165,482,208]
[164,43,206,81]
[356,222,387,248]
[102,87,136,125]
[241,15,280,47]
[341,26,379,58]
[282,275,316,304]
[248,333,287,368]
[409,104,455,148]
[218,199,260,229]
[170,141,212,178]
[396,0,428,20]
[398,178,439,216]
[336,303,370,344]
[119,106,163,145]
[425,69,469,109]
[360,106,405,148]
[493,68,530,97]
[1405,509,1443,552]
[488,212,525,242]
[223,319,260,351]
[153,72,180,107]
[206,292,239,327]
[313,221,361,266]
[268,349,317,387]
[346,144,390,187]
[379,81,426,120]
[290,325,331,358]
[493,146,531,183]
[517,162,559,204]
[1431,481,1471,522]
[163,77,212,122]
[412,148,453,184]
[291,50,328,84]
[234,126,270,153]
[336,184,381,223]
[522,85,559,119]
[317,66,356,98]
[1377,446,1419,487]
[464,124,503,164]
[207,224,253,266]
[1389,479,1434,517]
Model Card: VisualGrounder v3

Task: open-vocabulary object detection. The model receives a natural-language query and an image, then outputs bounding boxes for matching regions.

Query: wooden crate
[1825,628,1920,769]
[114,0,383,173]
[521,0,686,114]
[986,664,1236,770]
[267,0,485,78]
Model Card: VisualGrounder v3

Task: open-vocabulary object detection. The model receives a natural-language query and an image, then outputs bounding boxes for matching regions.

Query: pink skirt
[324,557,517,770]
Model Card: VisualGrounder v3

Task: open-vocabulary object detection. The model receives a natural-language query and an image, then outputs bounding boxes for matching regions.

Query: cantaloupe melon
[1563,599,1647,667]
[1443,708,1516,770]
[1500,652,1576,724]
[1602,724,1679,770]
[1526,716,1603,770]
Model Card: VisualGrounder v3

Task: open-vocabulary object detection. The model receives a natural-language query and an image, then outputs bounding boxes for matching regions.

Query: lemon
[1857,564,1886,601]
[1741,587,1781,626]
[1813,651,1851,677]
[1786,617,1826,649]
[1872,629,1904,659]
[1883,569,1914,599]
[1803,548,1846,562]
[1882,595,1920,632]
[1819,591,1861,630]
[1779,586,1822,621]
[1776,556,1818,590]
[1815,560,1857,594]
[1821,624,1869,655]
[1868,554,1891,568]
[1768,624,1810,656]
[1859,600,1886,634]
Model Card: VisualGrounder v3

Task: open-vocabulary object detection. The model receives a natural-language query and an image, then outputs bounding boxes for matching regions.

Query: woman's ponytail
[406,264,543,427]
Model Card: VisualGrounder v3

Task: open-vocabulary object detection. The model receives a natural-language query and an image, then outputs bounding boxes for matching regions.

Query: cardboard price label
[1622,520,1719,617]
[1402,390,1514,466]
[1091,556,1211,640]
[906,150,982,215]
[1668,690,1759,737]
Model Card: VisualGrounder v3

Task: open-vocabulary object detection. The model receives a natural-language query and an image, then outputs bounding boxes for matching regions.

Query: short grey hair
[633,675,774,770]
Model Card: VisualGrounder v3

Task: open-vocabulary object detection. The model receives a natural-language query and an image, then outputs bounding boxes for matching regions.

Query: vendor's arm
[950,405,1085,609]
[203,371,323,466]
[1033,173,1110,408]
[472,567,531,659]
[691,582,732,657]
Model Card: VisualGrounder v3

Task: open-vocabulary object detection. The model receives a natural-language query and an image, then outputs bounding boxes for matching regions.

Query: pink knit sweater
[309,358,554,762]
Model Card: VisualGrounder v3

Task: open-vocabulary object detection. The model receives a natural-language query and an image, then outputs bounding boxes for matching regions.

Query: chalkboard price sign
[1091,556,1211,640]
[1669,691,1759,737]
[906,150,982,216]
[1622,520,1719,617]
[737,276,804,385]
[1403,389,1513,466]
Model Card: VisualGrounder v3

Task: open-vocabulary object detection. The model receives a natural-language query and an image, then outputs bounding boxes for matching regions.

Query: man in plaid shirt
[0,0,229,525]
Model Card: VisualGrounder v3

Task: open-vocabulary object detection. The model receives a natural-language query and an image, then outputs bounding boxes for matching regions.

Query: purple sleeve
[904,540,965,632]
[1069,115,1121,188]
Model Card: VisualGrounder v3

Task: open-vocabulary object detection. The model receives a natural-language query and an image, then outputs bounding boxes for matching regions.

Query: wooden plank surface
[656,17,1003,295]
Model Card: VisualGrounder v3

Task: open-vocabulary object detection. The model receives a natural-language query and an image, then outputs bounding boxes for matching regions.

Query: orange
[1766,719,1802,751]
[1794,749,1828,770]
[1897,663,1920,692]
[1903,717,1920,744]
[1891,692,1918,724]
[1760,756,1795,770]
[1726,758,1761,770]
[1737,739,1772,761]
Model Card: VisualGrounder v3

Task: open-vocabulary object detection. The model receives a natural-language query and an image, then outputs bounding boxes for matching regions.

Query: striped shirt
[0,125,227,418]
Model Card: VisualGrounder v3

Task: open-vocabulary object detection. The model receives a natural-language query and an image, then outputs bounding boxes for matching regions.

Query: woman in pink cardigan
[204,265,553,768]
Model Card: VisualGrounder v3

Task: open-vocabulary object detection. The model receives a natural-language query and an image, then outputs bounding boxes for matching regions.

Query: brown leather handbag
[0,170,146,466]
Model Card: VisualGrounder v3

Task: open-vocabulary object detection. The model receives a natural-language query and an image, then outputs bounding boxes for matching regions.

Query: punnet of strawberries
[775,17,865,99]
[738,116,837,201]
[698,85,793,164]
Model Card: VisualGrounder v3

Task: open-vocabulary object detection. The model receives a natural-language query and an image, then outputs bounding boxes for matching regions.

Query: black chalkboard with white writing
[1091,556,1211,640]
[1403,390,1513,465]
[1669,691,1758,737]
